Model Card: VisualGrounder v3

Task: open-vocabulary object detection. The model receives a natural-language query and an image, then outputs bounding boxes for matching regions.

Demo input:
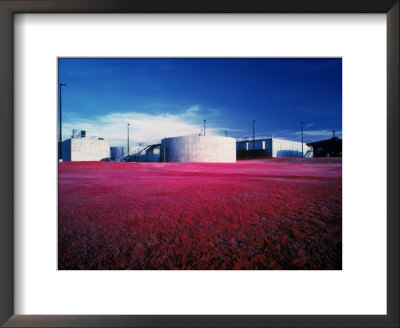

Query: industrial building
[236,137,310,159]
[122,135,309,162]
[306,132,342,157]
[61,132,313,162]
[62,129,110,161]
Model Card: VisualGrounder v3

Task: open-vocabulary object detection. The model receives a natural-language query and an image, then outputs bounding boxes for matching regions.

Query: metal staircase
[121,140,161,162]
[304,148,313,158]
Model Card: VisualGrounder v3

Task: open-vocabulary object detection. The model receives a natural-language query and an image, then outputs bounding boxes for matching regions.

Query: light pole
[127,123,130,157]
[301,121,304,157]
[204,120,206,136]
[253,120,256,158]
[59,83,67,161]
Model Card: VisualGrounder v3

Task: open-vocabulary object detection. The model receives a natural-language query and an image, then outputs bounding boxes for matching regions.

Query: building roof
[306,137,342,147]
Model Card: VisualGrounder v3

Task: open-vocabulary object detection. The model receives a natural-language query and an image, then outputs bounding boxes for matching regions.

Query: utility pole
[59,83,67,161]
[253,120,256,158]
[204,120,206,136]
[301,121,304,157]
[127,123,130,157]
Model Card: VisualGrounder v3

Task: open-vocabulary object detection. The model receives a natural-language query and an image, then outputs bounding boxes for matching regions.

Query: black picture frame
[0,1,398,327]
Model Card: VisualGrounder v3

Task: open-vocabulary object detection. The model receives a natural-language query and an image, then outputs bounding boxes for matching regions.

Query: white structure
[237,137,310,158]
[161,135,236,163]
[62,130,110,161]
[271,138,309,157]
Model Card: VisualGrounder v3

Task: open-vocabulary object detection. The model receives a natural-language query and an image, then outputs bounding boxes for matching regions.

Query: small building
[306,134,342,157]
[236,137,309,159]
[62,130,110,161]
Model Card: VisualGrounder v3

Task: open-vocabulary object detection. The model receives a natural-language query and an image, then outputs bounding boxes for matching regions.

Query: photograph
[58,58,342,270]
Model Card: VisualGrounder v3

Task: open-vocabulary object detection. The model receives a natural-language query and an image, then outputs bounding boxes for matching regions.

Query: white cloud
[183,105,200,117]
[62,106,222,146]
[206,108,222,116]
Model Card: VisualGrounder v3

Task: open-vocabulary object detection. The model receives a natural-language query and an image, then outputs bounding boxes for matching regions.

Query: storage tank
[110,146,126,161]
[161,135,236,163]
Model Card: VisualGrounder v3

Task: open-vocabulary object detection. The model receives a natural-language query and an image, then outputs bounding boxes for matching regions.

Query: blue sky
[58,58,342,147]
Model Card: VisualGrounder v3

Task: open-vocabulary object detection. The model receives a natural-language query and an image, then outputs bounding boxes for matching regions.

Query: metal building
[62,130,110,161]
[236,137,310,158]
[161,135,236,163]
[306,136,342,157]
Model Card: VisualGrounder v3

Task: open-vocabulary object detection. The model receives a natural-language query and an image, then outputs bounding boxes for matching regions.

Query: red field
[58,158,342,270]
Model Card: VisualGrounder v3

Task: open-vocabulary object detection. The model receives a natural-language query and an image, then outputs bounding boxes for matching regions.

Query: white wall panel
[69,139,110,161]
[271,138,310,158]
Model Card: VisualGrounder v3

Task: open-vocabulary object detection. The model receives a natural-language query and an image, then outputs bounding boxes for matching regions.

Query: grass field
[58,158,342,270]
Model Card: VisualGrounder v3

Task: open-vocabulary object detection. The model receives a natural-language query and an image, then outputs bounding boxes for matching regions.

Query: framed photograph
[57,57,343,271]
[0,1,398,327]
